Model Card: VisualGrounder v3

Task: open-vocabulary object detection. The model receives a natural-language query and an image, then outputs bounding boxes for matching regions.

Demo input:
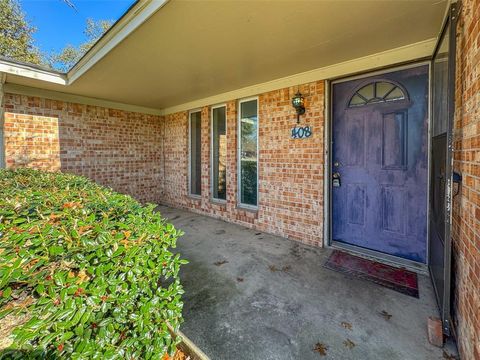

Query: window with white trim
[238,98,258,207]
[211,106,227,201]
[189,111,202,196]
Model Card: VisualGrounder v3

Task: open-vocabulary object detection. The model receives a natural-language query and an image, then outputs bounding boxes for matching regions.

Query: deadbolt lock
[332,172,341,187]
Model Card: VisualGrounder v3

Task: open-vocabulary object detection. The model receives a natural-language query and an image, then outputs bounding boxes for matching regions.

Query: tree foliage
[49,18,112,71]
[0,0,112,72]
[0,0,42,65]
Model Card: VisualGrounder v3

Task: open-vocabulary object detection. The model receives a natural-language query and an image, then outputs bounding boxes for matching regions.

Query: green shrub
[0,169,186,359]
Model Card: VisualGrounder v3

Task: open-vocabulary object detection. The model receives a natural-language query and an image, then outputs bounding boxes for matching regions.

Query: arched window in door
[348,81,408,108]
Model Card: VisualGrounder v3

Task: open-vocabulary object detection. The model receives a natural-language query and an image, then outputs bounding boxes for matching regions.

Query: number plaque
[291,125,312,139]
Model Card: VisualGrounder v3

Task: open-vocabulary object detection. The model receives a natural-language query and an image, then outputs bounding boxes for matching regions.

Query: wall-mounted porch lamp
[292,91,305,124]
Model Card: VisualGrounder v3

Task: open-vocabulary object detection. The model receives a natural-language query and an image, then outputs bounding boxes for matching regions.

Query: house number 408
[291,125,312,139]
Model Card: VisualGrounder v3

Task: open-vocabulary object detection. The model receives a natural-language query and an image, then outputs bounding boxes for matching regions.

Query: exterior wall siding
[159,81,325,246]
[2,94,163,203]
[452,0,480,358]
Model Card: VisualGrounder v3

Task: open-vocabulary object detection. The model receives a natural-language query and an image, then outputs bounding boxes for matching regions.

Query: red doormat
[324,250,419,298]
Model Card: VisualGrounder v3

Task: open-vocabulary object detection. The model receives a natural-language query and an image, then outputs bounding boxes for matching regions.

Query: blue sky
[20,0,134,54]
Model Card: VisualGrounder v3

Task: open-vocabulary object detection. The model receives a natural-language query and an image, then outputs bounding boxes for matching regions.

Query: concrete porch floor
[158,205,457,360]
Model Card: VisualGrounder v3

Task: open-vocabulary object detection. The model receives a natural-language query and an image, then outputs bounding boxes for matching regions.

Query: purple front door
[332,66,429,263]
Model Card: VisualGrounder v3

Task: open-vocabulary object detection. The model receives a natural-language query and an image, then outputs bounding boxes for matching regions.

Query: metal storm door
[429,3,458,336]
[332,66,429,263]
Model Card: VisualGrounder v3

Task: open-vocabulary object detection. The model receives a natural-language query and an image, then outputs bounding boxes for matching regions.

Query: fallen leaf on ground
[269,264,291,272]
[269,265,278,272]
[341,321,352,330]
[379,310,392,320]
[343,339,355,349]
[214,260,228,266]
[313,342,328,356]
[442,350,458,360]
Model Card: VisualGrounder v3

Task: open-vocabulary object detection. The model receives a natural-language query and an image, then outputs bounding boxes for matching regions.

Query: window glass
[432,24,450,136]
[189,111,202,196]
[239,99,258,206]
[376,82,395,98]
[358,83,374,100]
[348,81,406,107]
[212,106,227,200]
[385,87,405,101]
[349,94,365,106]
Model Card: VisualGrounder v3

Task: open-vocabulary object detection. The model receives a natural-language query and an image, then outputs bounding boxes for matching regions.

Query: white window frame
[210,104,227,203]
[188,109,202,198]
[237,97,259,209]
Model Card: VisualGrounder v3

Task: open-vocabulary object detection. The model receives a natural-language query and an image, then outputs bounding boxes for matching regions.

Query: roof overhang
[67,0,169,83]
[0,59,66,85]
[1,0,449,115]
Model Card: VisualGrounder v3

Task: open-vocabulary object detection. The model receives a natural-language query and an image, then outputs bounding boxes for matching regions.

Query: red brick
[3,93,162,203]
[452,1,480,358]
[159,82,325,245]
[427,317,444,347]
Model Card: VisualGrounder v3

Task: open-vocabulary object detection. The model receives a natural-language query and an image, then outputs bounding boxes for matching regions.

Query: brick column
[226,100,237,213]
[201,106,211,209]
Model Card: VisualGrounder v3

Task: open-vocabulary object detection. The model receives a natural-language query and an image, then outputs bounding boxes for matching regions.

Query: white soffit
[68,0,170,83]
[161,38,437,115]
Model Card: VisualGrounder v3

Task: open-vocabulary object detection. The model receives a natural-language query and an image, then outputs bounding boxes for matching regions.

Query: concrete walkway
[158,206,457,360]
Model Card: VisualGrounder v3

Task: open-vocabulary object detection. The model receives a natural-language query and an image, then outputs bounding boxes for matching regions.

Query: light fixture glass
[292,91,305,123]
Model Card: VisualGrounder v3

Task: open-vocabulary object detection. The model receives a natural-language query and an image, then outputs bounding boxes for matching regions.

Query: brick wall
[2,94,163,203]
[452,0,480,358]
[158,81,325,246]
